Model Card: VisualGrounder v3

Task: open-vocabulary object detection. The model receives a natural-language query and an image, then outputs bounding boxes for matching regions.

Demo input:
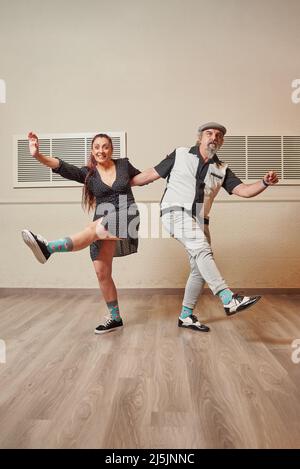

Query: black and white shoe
[21,229,51,264]
[224,293,261,316]
[94,316,123,334]
[178,314,210,332]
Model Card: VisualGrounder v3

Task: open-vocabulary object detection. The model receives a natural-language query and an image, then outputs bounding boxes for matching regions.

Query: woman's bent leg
[22,219,120,264]
[70,219,119,251]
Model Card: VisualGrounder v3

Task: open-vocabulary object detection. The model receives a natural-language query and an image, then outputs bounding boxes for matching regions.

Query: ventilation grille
[247,136,282,179]
[14,132,126,187]
[283,136,300,179]
[217,135,300,183]
[17,139,51,183]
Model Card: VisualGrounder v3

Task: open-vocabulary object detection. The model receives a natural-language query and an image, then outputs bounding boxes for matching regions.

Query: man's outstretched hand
[263,171,279,185]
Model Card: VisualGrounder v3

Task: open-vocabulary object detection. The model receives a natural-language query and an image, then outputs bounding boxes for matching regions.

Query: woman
[22,132,145,334]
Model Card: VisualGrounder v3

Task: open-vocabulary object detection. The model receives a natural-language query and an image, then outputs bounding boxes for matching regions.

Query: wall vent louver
[217,135,300,184]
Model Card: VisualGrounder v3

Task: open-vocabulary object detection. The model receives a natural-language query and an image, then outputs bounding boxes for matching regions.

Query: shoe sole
[178,321,210,332]
[225,296,262,316]
[94,325,123,334]
[21,229,47,264]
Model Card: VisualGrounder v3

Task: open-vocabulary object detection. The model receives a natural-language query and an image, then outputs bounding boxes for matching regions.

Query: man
[131,122,278,332]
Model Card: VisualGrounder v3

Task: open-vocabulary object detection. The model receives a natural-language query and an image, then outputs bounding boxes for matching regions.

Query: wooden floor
[0,290,300,449]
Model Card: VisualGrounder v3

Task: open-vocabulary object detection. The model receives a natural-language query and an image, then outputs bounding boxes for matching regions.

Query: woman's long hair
[82,133,113,212]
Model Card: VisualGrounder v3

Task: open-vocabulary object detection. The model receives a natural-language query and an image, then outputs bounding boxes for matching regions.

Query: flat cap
[198,122,227,135]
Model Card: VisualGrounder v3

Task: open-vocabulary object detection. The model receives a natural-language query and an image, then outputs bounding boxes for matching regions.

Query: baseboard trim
[1,287,300,297]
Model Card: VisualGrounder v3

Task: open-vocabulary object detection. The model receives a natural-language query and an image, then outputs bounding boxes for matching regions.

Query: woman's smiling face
[92,136,113,164]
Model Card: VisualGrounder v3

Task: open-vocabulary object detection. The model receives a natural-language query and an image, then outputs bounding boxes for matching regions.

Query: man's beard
[206,142,218,158]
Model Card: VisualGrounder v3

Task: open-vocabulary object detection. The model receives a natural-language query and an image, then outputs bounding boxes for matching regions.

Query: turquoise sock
[107,300,121,321]
[47,237,73,253]
[217,289,233,305]
[180,305,193,319]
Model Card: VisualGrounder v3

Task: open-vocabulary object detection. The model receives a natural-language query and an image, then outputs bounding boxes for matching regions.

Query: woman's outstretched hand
[28,132,39,158]
[26,132,59,169]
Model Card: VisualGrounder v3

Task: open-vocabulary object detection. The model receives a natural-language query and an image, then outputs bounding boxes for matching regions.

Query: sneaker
[224,293,261,316]
[21,229,51,264]
[94,316,123,334]
[178,314,210,332]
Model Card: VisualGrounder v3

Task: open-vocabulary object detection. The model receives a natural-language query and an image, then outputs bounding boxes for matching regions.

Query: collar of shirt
[188,145,221,165]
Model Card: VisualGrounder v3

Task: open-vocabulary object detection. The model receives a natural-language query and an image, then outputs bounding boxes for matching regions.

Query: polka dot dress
[52,157,141,261]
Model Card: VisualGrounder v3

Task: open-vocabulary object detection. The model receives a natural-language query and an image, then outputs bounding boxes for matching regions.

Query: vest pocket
[205,169,224,191]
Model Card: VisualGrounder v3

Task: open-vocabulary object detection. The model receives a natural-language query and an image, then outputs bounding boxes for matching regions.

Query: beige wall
[0,0,299,288]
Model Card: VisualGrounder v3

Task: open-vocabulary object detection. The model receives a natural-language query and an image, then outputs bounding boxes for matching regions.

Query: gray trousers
[161,210,228,309]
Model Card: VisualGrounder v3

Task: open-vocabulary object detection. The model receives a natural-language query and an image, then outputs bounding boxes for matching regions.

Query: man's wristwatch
[262,179,269,187]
